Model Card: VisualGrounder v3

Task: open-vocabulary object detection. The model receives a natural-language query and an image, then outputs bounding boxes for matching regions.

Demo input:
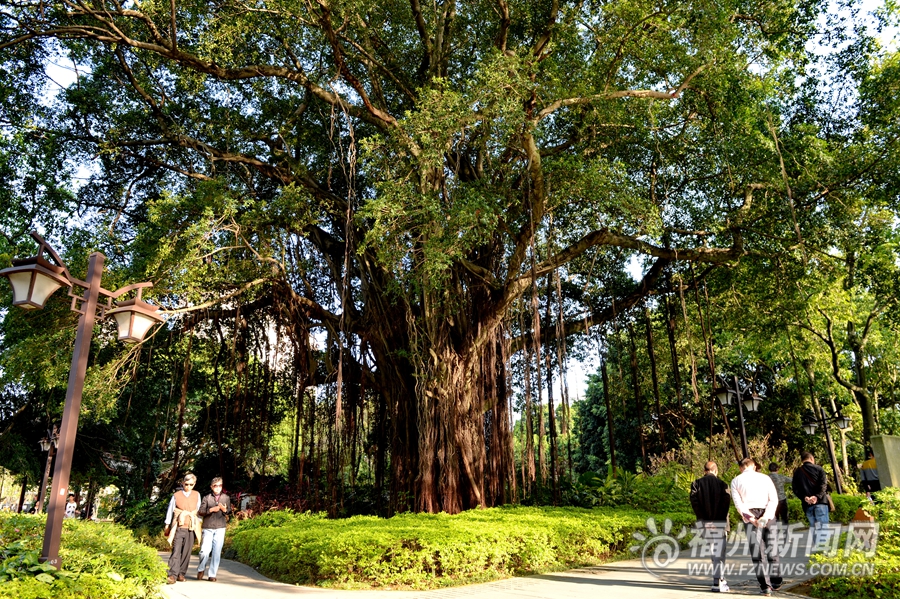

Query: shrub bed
[808,488,900,599]
[229,505,696,589]
[0,513,165,599]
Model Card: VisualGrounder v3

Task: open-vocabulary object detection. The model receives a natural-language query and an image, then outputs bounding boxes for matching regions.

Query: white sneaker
[712,581,730,593]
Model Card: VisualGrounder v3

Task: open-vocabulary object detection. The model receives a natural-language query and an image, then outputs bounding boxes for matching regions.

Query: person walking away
[768,463,792,526]
[791,452,829,550]
[197,477,231,581]
[860,450,880,500]
[690,461,732,593]
[164,473,202,584]
[731,457,782,596]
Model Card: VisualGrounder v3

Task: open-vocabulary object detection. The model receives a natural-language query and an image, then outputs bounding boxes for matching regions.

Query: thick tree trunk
[367,278,515,513]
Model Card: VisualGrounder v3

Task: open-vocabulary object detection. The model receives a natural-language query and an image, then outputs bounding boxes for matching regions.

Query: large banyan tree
[0,0,839,512]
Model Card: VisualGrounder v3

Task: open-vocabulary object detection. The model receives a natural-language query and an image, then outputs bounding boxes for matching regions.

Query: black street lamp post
[0,232,164,568]
[714,375,764,460]
[35,425,59,515]
[802,407,851,495]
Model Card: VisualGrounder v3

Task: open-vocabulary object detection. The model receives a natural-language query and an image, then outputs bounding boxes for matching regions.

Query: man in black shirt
[690,461,732,593]
[792,452,829,550]
[196,477,231,582]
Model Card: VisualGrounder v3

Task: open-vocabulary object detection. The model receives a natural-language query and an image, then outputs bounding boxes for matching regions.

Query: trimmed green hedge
[0,513,165,599]
[787,494,866,525]
[230,505,696,589]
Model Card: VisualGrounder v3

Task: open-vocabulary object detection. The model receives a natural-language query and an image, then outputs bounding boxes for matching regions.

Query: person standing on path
[859,450,880,499]
[690,461,732,593]
[731,457,782,596]
[64,494,78,519]
[791,452,829,548]
[767,463,793,526]
[164,473,202,585]
[197,477,231,582]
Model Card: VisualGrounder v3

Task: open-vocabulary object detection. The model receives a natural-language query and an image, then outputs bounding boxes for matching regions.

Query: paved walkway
[159,529,818,599]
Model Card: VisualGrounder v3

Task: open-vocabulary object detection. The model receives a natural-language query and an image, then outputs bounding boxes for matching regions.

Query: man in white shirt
[731,458,783,596]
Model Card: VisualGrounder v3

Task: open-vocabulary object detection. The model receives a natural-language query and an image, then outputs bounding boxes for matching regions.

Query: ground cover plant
[808,489,900,599]
[229,505,696,589]
[0,513,165,599]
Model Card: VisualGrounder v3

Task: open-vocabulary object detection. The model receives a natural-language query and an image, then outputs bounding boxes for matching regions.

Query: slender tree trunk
[290,372,302,492]
[82,478,98,520]
[521,307,536,492]
[601,360,617,474]
[17,476,27,513]
[691,269,740,463]
[553,270,573,480]
[531,288,546,485]
[663,281,686,433]
[677,277,701,405]
[644,306,666,450]
[626,320,648,471]
[544,351,559,503]
[848,322,877,444]
[232,310,246,481]
[172,332,193,478]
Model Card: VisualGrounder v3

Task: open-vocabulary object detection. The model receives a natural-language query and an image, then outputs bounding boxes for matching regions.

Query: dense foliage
[229,505,696,589]
[0,513,165,599]
[0,0,897,519]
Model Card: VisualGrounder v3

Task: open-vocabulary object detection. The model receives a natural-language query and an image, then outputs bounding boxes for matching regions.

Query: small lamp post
[801,407,850,495]
[0,232,164,568]
[35,425,59,515]
[713,375,764,460]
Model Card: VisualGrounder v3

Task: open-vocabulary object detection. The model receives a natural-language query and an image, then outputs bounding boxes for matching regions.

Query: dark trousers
[167,527,194,578]
[746,514,782,592]
[775,499,789,525]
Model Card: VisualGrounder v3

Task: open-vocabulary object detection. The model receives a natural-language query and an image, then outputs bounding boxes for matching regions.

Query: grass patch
[0,513,165,599]
[229,505,695,589]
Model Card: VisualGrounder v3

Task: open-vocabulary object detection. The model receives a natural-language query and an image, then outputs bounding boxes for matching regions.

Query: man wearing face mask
[163,473,201,585]
[196,477,231,582]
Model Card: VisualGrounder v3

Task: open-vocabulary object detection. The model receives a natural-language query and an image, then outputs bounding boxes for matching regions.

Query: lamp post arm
[28,231,68,273]
[106,281,153,300]
[41,251,105,569]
